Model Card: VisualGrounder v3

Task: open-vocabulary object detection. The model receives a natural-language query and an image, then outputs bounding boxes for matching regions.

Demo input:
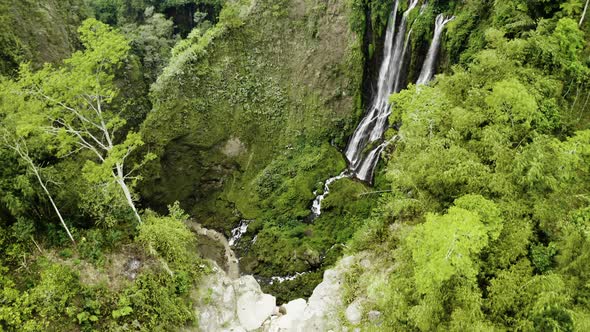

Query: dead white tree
[581,0,589,27]
[1,133,76,245]
[39,91,144,224]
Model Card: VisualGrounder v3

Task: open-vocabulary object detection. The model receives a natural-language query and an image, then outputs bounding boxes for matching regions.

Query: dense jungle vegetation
[1,0,590,330]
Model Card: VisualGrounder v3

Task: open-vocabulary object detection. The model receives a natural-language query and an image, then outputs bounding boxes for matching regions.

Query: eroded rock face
[194,255,358,331]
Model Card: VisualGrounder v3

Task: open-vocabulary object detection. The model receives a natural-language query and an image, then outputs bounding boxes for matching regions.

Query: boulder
[237,291,276,331]
[345,299,363,325]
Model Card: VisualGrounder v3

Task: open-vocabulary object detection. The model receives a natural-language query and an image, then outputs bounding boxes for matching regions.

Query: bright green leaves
[485,78,539,141]
[409,207,487,295]
[137,203,194,267]
[407,195,502,295]
[0,262,82,331]
[74,18,130,72]
[8,18,149,224]
[529,18,588,82]
[389,195,503,330]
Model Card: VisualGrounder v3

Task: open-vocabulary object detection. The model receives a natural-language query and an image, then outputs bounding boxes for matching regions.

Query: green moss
[141,0,363,223]
[0,0,87,75]
[139,0,372,301]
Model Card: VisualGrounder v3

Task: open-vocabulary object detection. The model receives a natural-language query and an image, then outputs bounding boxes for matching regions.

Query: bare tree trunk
[581,0,589,27]
[2,136,76,245]
[33,167,76,245]
[114,163,142,223]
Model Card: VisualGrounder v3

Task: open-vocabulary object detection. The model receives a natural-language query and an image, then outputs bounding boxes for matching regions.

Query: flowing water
[228,219,252,247]
[311,171,350,216]
[344,0,401,169]
[309,2,453,214]
[344,0,419,183]
[417,14,455,85]
[368,0,418,143]
[354,135,399,181]
[269,272,309,285]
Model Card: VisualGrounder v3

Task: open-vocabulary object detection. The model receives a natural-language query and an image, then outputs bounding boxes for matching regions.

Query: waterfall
[416,14,455,85]
[393,27,413,98]
[309,3,453,216]
[344,0,400,169]
[368,0,418,143]
[343,0,418,181]
[228,219,252,246]
[343,7,453,183]
[355,135,399,182]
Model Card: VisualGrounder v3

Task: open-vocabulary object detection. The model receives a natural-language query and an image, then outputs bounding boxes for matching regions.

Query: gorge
[1,0,589,331]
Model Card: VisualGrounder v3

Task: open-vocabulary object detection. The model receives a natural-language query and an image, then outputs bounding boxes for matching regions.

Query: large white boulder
[266,298,307,331]
[237,290,276,330]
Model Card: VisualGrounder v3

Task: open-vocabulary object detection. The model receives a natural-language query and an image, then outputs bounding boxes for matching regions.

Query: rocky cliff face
[140,0,364,231]
[192,256,358,331]
[188,220,385,332]
[0,0,86,75]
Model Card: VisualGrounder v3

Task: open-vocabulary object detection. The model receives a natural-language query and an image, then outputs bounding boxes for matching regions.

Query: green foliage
[349,5,590,330]
[531,242,558,273]
[122,12,176,82]
[4,0,590,330]
[408,195,500,295]
[0,262,82,331]
[137,202,194,267]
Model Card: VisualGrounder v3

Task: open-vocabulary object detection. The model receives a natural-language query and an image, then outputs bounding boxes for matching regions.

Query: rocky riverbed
[188,221,383,331]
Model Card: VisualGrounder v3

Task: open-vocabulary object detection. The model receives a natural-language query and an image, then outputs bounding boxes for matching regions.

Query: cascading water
[228,219,252,246]
[345,0,419,182]
[346,5,453,183]
[368,0,418,143]
[354,135,399,181]
[344,0,400,169]
[417,14,455,85]
[311,171,350,216]
[309,2,454,215]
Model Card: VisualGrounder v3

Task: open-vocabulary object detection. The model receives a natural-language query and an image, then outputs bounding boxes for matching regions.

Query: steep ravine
[140,0,369,299]
[187,2,458,328]
[143,0,457,307]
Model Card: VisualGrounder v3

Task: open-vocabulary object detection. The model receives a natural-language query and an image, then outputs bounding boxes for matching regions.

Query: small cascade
[311,171,350,216]
[393,27,414,99]
[355,135,399,182]
[228,219,252,247]
[416,14,455,85]
[420,1,428,14]
[269,272,309,285]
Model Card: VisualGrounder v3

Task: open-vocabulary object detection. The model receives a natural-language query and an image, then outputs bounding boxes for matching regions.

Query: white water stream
[311,171,350,216]
[417,14,455,85]
[309,2,454,215]
[228,219,252,247]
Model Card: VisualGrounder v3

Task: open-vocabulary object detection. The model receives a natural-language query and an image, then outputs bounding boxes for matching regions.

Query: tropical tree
[15,19,154,224]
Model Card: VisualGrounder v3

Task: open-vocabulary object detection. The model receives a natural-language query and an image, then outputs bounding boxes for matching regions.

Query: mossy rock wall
[0,0,86,75]
[141,0,365,232]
